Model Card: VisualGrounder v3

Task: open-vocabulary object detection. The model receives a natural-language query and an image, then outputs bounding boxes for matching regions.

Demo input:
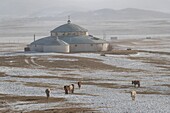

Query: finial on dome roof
[67,15,71,24]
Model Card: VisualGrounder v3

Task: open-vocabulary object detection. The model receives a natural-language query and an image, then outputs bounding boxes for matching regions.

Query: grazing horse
[78,81,81,89]
[69,84,74,93]
[64,84,74,94]
[132,80,140,87]
[45,88,51,99]
[64,85,70,94]
[131,90,137,101]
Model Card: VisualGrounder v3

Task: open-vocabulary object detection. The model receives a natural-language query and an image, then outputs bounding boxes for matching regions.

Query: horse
[132,80,140,87]
[131,90,137,101]
[69,84,74,93]
[64,85,70,94]
[78,81,81,89]
[45,88,51,99]
[64,84,74,94]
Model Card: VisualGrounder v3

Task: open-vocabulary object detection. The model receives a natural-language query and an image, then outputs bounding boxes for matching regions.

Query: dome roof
[51,21,88,33]
[30,35,107,45]
[30,36,67,45]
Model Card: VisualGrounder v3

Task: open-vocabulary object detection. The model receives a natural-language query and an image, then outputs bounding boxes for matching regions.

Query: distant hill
[30,8,170,20]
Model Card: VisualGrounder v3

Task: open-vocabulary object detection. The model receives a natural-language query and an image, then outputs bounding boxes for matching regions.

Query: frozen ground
[0,19,170,112]
[0,37,170,113]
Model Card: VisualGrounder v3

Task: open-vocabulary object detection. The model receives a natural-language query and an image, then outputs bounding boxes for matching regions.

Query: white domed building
[27,20,110,53]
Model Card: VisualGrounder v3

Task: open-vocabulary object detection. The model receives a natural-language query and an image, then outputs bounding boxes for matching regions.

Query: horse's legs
[134,84,137,87]
[138,83,140,87]
[132,96,135,101]
[65,89,68,94]
[46,93,50,99]
[64,86,69,94]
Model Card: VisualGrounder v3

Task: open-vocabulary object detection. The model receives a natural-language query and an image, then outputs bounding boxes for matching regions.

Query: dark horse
[45,88,51,99]
[132,80,140,87]
[64,85,69,94]
[78,81,81,89]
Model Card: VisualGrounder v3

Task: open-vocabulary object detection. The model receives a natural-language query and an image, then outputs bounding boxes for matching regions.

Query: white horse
[45,88,51,99]
[69,84,74,93]
[131,90,137,101]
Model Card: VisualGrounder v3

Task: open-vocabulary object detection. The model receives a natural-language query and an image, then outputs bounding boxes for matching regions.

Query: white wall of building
[28,42,109,53]
[29,44,70,53]
[102,43,109,51]
[43,45,70,53]
[29,45,43,52]
[70,43,106,52]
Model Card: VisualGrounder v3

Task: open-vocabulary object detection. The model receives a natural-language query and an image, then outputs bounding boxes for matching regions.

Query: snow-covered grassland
[0,37,169,113]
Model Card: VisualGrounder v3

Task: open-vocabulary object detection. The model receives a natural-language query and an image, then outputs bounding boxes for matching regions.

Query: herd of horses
[45,80,140,101]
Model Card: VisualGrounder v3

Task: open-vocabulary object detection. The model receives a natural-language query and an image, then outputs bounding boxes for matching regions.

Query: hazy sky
[1,0,170,16]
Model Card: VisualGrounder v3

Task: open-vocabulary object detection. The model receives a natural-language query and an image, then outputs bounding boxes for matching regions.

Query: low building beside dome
[27,20,110,53]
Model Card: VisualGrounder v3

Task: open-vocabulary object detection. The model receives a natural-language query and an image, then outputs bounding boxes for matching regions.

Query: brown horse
[64,84,74,94]
[64,85,69,94]
[132,80,140,87]
[78,81,81,89]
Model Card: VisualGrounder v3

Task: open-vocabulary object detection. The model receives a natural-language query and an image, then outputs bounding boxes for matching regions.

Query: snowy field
[0,37,170,113]
[0,19,170,113]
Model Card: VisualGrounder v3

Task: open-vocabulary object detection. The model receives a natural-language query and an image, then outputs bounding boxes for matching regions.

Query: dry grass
[0,55,138,72]
[125,90,170,95]
[105,50,138,55]
[0,94,65,103]
[137,91,170,95]
[158,84,170,88]
[83,82,131,89]
[0,56,30,68]
[4,80,17,82]
[0,72,6,77]
[157,65,170,70]
[36,55,125,71]
[23,82,57,89]
[0,93,97,113]
[0,94,66,113]
[11,75,128,84]
[27,107,98,113]
[139,50,170,55]
[128,56,170,65]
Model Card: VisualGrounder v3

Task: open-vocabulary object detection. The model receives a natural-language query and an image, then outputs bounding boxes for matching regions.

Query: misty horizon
[0,0,170,17]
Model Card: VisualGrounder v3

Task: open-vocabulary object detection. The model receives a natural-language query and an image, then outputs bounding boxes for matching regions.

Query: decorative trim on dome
[67,16,71,24]
[67,20,71,24]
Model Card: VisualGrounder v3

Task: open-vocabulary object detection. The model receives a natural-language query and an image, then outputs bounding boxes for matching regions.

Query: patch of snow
[48,58,78,61]
[0,66,51,76]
